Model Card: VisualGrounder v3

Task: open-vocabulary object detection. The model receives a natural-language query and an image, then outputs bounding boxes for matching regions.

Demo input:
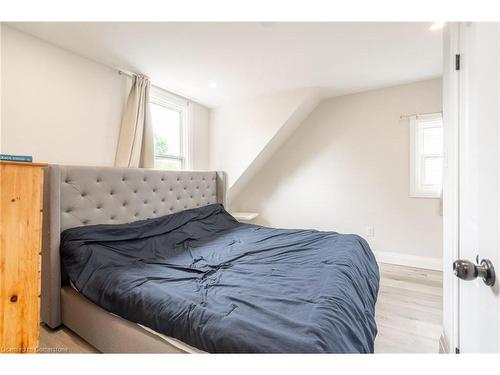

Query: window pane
[150,103,182,157]
[423,156,443,186]
[422,125,443,155]
[154,157,182,170]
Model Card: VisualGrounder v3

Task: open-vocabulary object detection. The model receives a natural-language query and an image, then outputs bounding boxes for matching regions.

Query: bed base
[60,287,201,353]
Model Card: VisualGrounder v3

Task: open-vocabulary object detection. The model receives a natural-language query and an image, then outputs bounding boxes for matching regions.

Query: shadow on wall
[231,97,343,225]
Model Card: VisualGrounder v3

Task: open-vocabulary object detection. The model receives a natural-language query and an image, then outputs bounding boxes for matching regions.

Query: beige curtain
[114,75,154,168]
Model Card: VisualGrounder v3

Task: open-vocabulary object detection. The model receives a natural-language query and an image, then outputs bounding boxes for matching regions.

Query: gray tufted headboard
[41,165,227,329]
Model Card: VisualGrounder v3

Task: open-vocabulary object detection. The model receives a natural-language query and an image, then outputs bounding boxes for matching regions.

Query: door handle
[453,258,496,286]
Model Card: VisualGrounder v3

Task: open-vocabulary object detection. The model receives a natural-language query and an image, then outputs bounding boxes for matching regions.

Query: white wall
[209,88,322,187]
[1,25,210,169]
[1,25,127,165]
[232,79,443,267]
[190,102,210,170]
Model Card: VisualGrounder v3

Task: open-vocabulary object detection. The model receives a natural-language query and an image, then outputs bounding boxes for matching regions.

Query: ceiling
[8,22,443,108]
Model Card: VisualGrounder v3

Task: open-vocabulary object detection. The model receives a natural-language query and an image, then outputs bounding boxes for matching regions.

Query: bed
[41,165,379,353]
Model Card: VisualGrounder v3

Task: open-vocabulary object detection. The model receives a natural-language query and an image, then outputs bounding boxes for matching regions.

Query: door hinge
[455,54,461,70]
[455,347,460,354]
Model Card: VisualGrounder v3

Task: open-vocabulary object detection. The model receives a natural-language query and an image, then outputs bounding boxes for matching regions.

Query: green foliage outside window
[154,133,169,155]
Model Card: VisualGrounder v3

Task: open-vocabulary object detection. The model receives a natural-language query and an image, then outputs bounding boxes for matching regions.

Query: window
[149,86,189,170]
[409,113,443,198]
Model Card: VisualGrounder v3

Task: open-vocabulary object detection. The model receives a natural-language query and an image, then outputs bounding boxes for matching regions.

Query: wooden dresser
[0,161,47,353]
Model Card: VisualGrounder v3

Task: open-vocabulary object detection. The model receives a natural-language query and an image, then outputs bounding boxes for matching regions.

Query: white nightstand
[231,212,259,223]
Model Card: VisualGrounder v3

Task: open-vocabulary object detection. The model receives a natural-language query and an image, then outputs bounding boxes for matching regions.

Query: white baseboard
[374,251,442,271]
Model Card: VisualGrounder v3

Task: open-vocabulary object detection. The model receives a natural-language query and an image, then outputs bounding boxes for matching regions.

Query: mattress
[61,204,379,353]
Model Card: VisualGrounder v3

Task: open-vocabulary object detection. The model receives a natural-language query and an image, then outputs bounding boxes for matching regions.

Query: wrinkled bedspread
[61,204,379,353]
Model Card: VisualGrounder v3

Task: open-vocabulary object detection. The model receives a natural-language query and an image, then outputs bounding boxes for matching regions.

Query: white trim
[409,112,444,198]
[186,102,194,170]
[442,22,461,353]
[150,85,188,108]
[374,250,442,271]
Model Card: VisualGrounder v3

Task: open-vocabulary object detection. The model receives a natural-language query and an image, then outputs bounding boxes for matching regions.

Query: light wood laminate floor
[39,263,442,354]
[374,263,442,353]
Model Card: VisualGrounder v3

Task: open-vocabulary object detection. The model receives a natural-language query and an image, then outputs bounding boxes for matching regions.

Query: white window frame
[149,86,191,170]
[409,112,443,198]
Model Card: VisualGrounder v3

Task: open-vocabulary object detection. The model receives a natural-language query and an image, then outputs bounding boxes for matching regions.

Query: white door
[457,22,500,353]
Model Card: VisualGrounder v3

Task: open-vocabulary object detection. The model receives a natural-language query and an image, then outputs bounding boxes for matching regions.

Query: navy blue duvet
[61,204,379,353]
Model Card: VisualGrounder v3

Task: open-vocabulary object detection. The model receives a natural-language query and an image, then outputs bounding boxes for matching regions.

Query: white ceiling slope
[9,22,442,108]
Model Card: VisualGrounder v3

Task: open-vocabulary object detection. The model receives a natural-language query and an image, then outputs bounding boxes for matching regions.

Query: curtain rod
[118,70,137,78]
[117,69,196,106]
[400,111,443,120]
